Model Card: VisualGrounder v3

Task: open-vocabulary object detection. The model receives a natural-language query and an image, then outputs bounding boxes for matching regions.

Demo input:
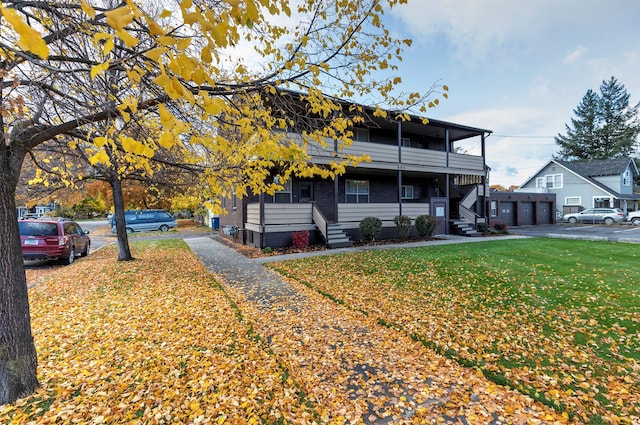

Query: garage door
[499,202,516,226]
[539,202,553,224]
[520,202,535,225]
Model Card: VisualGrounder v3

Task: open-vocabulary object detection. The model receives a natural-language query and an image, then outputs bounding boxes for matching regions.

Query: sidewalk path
[185,236,564,424]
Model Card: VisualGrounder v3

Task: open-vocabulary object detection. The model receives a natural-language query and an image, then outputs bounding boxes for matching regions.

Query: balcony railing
[299,137,485,174]
[247,202,432,231]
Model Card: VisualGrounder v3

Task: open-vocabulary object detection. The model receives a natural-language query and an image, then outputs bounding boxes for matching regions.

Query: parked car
[563,208,626,225]
[110,209,177,233]
[628,211,640,226]
[19,218,90,265]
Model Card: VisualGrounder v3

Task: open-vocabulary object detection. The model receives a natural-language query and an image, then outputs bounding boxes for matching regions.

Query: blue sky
[386,0,640,187]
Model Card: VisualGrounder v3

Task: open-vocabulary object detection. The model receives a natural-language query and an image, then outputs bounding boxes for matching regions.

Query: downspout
[397,119,403,216]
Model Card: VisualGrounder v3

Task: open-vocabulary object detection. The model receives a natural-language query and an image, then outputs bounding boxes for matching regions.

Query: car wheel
[61,246,75,265]
[126,227,134,234]
[568,217,577,224]
[159,224,169,232]
[80,242,90,257]
[604,217,614,225]
[632,218,640,226]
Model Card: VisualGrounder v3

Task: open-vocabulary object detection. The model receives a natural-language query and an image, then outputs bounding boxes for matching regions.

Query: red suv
[19,218,91,265]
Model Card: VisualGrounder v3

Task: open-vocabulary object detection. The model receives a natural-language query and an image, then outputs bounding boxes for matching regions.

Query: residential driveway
[511,223,640,243]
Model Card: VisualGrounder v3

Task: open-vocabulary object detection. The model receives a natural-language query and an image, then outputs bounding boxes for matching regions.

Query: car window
[19,222,58,236]
[64,222,78,235]
[157,212,173,220]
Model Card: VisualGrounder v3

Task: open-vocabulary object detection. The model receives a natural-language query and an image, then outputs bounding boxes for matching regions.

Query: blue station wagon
[110,209,177,233]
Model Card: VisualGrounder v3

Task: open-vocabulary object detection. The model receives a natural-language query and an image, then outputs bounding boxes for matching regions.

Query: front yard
[4,237,638,424]
[268,239,639,424]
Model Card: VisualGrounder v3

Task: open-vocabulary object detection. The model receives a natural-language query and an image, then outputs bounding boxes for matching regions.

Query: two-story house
[219,97,492,249]
[519,157,640,214]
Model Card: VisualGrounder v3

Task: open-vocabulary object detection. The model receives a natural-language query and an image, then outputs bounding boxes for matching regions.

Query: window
[623,170,631,186]
[353,128,369,142]
[401,137,411,147]
[274,179,292,203]
[565,197,581,205]
[490,201,497,217]
[401,185,414,199]
[537,173,562,189]
[546,174,562,188]
[345,180,369,203]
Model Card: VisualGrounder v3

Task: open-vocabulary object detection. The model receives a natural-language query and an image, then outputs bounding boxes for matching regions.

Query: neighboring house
[518,157,640,214]
[219,98,492,249]
[16,202,57,218]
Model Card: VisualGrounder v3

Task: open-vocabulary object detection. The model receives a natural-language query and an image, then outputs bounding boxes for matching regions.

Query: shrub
[476,222,489,234]
[415,215,437,239]
[393,215,412,240]
[359,216,382,242]
[291,230,310,249]
[492,221,509,234]
[261,246,273,254]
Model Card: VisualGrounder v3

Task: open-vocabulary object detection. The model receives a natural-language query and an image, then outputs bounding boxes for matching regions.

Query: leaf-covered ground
[6,241,315,424]
[268,239,640,424]
[7,237,573,424]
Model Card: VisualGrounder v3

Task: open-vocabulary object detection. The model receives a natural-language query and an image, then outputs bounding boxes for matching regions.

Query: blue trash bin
[211,217,219,230]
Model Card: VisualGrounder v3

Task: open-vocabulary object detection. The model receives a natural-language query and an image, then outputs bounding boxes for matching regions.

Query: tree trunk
[0,146,39,405]
[109,175,134,261]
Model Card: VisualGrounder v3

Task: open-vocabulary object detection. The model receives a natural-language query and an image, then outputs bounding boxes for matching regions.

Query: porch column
[259,192,265,249]
[334,138,339,223]
[480,132,487,217]
[397,119,403,216]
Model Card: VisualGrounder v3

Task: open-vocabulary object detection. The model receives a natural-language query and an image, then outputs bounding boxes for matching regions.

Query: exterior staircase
[450,218,482,237]
[325,223,353,248]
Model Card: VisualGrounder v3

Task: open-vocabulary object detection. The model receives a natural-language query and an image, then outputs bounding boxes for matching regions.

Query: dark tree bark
[0,143,39,405]
[109,174,134,261]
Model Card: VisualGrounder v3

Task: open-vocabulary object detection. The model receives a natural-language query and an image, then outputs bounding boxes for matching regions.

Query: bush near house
[415,215,437,239]
[393,215,412,240]
[359,216,382,242]
[492,222,509,234]
[291,230,310,249]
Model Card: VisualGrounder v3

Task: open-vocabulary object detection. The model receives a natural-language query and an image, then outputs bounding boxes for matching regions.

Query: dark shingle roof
[557,157,633,177]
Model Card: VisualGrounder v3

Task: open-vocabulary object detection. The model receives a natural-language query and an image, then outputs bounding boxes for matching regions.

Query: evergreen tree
[555,76,640,161]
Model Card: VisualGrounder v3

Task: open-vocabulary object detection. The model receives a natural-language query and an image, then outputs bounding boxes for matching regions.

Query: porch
[244,202,439,248]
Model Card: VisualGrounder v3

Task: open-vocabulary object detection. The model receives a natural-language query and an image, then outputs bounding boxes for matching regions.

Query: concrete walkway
[185,235,563,424]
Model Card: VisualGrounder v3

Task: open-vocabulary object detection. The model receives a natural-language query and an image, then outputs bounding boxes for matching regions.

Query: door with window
[430,198,448,234]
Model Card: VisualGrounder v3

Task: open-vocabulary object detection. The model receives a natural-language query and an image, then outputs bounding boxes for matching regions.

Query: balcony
[298,137,485,176]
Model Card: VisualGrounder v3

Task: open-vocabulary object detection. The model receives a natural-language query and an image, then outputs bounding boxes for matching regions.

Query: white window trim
[273,179,292,203]
[623,170,631,186]
[401,185,414,199]
[564,196,581,206]
[345,179,370,203]
[545,173,563,189]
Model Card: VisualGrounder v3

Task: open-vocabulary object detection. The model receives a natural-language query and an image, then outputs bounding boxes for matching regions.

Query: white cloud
[563,46,588,64]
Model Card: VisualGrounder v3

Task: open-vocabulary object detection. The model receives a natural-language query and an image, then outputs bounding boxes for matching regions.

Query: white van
[110,209,177,233]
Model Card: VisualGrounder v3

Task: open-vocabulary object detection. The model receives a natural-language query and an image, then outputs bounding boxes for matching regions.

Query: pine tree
[555,76,640,161]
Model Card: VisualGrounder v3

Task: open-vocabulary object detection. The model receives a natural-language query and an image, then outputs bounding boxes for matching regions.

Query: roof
[556,157,638,177]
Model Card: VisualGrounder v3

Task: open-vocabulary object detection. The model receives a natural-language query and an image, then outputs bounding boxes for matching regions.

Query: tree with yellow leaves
[0,0,448,404]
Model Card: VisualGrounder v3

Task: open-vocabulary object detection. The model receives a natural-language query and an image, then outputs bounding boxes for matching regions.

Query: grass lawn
[269,238,640,424]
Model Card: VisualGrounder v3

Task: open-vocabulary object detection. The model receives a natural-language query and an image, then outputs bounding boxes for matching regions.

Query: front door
[299,182,313,203]
[431,198,448,235]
